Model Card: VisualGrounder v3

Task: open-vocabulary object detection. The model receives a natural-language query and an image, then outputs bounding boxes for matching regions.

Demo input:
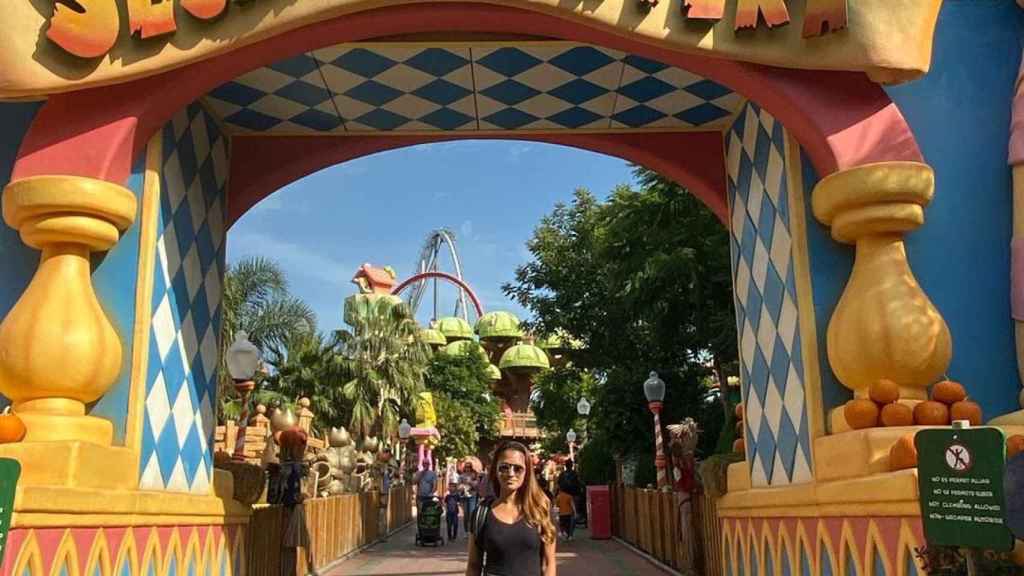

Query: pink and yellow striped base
[1,524,246,576]
[720,516,925,576]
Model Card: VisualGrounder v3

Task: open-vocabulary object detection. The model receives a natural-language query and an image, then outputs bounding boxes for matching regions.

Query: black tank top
[480,509,542,576]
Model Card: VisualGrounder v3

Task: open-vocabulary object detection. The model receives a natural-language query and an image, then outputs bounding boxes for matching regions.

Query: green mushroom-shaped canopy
[536,330,583,352]
[435,316,474,341]
[417,328,447,347]
[442,339,489,363]
[499,343,550,372]
[486,364,503,381]
[475,311,523,340]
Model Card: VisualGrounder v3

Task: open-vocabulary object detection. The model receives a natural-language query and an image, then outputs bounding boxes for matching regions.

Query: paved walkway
[325,524,669,576]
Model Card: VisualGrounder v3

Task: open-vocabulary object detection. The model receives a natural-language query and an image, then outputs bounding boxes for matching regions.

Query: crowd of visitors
[414,452,585,545]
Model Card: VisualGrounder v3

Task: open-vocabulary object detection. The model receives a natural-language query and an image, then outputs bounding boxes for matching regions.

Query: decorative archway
[0,0,971,571]
[11,2,921,191]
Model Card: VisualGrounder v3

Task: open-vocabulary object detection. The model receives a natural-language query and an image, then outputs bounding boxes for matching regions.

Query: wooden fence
[247,485,414,576]
[610,485,722,576]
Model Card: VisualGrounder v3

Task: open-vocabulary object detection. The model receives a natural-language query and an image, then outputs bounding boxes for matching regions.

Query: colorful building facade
[1,0,1023,574]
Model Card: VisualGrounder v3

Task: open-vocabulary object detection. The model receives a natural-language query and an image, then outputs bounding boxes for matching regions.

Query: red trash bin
[587,485,611,539]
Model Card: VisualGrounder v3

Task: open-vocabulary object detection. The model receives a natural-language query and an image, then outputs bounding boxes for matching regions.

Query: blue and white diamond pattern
[205,53,341,132]
[611,54,742,128]
[316,46,477,131]
[473,45,622,130]
[139,102,226,494]
[727,102,813,488]
[203,43,743,133]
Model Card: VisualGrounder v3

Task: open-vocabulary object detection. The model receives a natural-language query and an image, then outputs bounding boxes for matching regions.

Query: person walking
[416,465,438,510]
[465,441,557,576]
[554,488,575,541]
[459,462,479,535]
[444,484,462,542]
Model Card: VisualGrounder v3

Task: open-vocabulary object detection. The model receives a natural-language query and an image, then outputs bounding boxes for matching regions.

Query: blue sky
[227,140,635,333]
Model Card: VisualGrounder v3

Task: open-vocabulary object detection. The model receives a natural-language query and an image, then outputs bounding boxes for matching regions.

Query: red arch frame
[226,131,728,224]
[392,271,485,317]
[11,2,922,212]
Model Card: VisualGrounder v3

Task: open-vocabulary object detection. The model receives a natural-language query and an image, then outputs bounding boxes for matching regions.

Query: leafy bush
[577,432,617,486]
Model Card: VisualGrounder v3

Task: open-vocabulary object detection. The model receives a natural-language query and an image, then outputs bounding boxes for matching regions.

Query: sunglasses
[497,463,526,476]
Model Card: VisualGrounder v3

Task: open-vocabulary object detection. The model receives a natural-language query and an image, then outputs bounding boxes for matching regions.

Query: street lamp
[566,428,577,461]
[227,331,261,462]
[576,396,591,446]
[398,418,412,484]
[643,371,669,490]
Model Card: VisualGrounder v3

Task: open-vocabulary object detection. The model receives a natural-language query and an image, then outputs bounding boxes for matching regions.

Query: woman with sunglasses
[466,441,557,576]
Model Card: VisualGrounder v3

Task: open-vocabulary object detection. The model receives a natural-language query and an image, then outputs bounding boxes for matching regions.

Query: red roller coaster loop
[392,271,485,317]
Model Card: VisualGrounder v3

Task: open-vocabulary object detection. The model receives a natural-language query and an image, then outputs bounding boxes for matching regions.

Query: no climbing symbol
[945,443,972,472]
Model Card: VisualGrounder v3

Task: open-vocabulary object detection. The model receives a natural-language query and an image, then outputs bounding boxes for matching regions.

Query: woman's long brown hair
[488,441,556,544]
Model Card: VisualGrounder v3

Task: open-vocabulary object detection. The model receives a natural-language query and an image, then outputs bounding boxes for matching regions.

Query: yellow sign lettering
[803,0,847,37]
[46,0,119,58]
[127,0,176,38]
[683,0,726,20]
[734,0,790,30]
[181,0,228,21]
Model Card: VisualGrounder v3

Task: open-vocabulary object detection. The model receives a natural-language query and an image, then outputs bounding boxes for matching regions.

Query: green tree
[529,366,596,455]
[337,299,431,439]
[219,256,316,420]
[260,331,349,430]
[504,167,737,460]
[423,351,502,462]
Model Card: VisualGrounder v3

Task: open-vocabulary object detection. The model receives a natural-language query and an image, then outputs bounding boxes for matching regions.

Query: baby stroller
[415,497,444,546]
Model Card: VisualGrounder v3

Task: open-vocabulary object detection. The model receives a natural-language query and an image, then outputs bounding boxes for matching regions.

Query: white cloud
[460,219,474,239]
[506,143,533,163]
[251,193,284,213]
[227,231,352,288]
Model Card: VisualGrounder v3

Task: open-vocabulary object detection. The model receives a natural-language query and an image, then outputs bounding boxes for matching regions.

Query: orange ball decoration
[1007,435,1024,459]
[0,410,26,444]
[932,380,967,405]
[734,403,744,420]
[949,400,982,426]
[844,399,880,430]
[733,438,745,454]
[889,433,918,471]
[880,403,914,427]
[913,400,950,426]
[869,379,900,404]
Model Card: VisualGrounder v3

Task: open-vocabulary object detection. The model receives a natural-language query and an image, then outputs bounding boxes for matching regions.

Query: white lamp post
[643,371,669,490]
[566,428,577,461]
[227,331,260,462]
[576,397,591,416]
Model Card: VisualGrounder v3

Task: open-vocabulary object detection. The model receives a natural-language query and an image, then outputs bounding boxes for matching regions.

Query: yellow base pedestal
[11,466,250,528]
[18,412,113,444]
[0,442,135,490]
[722,424,1024,516]
[990,410,1024,426]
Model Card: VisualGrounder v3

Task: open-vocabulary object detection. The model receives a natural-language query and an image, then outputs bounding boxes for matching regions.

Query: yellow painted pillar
[811,162,952,431]
[0,175,136,445]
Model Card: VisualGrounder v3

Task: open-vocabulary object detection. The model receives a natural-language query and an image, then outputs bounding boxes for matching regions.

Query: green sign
[916,427,1013,551]
[0,459,19,567]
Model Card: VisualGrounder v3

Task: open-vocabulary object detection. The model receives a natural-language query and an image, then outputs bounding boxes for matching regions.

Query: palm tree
[262,331,350,429]
[336,298,431,439]
[219,256,316,420]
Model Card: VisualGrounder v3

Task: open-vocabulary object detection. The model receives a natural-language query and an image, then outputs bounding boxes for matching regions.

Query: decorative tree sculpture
[666,418,701,571]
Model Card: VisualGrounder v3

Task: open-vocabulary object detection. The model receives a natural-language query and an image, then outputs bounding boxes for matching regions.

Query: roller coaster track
[399,229,480,321]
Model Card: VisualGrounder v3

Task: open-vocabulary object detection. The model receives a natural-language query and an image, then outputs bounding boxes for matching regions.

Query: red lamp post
[227,331,261,463]
[643,371,669,491]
